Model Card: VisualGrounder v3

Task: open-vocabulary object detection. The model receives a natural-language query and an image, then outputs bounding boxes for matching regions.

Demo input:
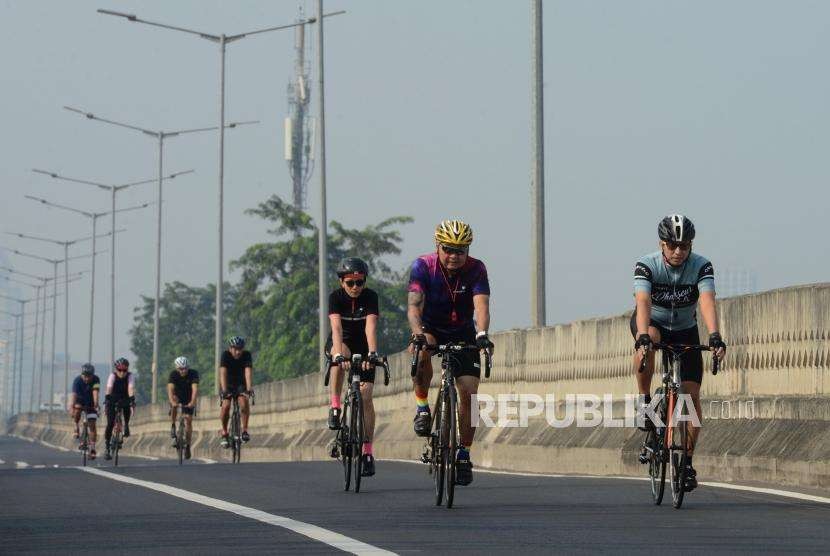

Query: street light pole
[24,195,151,364]
[64,107,254,402]
[316,0,330,363]
[530,0,546,328]
[32,168,191,371]
[98,6,343,394]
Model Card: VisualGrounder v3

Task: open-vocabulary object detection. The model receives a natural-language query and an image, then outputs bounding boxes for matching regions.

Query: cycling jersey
[106,372,134,400]
[220,350,252,389]
[72,375,100,407]
[633,251,715,331]
[168,369,200,404]
[327,287,379,344]
[407,252,490,334]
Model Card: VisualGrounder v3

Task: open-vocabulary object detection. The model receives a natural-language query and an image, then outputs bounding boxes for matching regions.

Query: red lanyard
[438,264,461,325]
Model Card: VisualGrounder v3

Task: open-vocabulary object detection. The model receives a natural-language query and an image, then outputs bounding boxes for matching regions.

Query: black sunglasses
[344,279,365,287]
[440,244,468,256]
[665,241,692,252]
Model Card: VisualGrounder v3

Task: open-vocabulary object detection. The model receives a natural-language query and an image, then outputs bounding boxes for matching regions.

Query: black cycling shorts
[423,324,481,380]
[325,338,374,383]
[630,312,703,384]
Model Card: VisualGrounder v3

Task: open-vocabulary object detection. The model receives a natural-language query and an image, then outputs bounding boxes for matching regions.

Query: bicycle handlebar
[637,342,721,375]
[410,341,493,378]
[324,353,391,386]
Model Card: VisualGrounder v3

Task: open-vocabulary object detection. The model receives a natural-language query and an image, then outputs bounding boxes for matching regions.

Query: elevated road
[1,435,828,554]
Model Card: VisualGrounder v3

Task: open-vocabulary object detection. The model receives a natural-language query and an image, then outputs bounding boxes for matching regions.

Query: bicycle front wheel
[669,389,688,509]
[649,389,667,505]
[445,386,459,509]
[177,418,185,465]
[81,424,88,467]
[341,402,352,491]
[433,391,445,506]
[353,391,364,493]
[231,403,242,464]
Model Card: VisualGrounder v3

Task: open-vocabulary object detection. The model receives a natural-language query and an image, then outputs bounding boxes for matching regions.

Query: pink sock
[330,395,341,409]
[362,442,373,455]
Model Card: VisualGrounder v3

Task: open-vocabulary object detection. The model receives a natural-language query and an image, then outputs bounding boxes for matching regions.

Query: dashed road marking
[78,466,395,555]
[198,458,217,464]
[15,461,29,469]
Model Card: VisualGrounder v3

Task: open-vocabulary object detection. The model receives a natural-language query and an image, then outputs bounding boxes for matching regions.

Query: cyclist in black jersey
[103,358,136,460]
[219,336,254,448]
[633,215,727,491]
[168,356,199,459]
[326,257,380,477]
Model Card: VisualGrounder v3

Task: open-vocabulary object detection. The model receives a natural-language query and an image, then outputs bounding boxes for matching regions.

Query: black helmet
[336,257,369,278]
[658,214,696,243]
[81,363,95,376]
[114,357,129,370]
[228,336,245,348]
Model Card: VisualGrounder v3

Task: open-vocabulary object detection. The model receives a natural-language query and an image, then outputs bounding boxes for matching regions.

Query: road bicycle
[638,342,719,508]
[325,352,389,493]
[412,340,492,509]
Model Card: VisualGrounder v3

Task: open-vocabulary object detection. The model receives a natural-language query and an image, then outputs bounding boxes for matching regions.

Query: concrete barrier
[8,283,829,491]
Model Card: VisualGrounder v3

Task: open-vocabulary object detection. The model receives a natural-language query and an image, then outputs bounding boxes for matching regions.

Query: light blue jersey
[633,251,715,331]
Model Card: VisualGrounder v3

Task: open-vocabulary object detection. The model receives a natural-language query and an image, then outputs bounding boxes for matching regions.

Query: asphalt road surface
[1,435,828,554]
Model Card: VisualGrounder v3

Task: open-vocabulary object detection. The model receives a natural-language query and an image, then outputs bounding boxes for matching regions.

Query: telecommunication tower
[284,7,316,209]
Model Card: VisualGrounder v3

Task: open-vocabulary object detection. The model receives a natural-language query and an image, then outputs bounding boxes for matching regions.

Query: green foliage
[130,195,412,401]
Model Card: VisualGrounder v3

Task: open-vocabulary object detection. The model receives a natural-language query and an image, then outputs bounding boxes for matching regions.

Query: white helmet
[174,356,189,369]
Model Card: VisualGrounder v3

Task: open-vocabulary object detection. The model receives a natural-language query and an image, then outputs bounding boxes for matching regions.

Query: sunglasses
[344,279,365,287]
[665,241,692,252]
[440,244,468,256]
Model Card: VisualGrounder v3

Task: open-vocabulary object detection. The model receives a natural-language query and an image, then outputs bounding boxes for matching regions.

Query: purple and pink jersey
[407,252,490,333]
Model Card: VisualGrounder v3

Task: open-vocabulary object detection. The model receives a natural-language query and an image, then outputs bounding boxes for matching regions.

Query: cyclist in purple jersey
[407,219,494,486]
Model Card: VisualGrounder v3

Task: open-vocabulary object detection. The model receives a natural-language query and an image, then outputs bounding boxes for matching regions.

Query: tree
[230,195,412,381]
[129,195,412,401]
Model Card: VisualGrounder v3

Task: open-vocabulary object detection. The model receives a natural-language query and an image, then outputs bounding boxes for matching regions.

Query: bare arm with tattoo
[408,291,425,336]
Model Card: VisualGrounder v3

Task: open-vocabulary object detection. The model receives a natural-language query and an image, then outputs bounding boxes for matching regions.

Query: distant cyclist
[632,214,727,491]
[408,219,493,486]
[168,356,199,460]
[103,357,136,461]
[69,363,100,460]
[326,257,381,477]
[219,336,253,448]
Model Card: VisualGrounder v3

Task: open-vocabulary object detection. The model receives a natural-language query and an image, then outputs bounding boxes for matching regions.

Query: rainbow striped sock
[416,396,429,412]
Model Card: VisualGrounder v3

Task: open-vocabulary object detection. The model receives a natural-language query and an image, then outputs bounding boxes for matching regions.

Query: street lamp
[1,246,98,423]
[99,6,344,391]
[7,229,124,404]
[24,194,152,363]
[0,311,21,415]
[63,106,256,402]
[0,294,32,414]
[31,168,192,369]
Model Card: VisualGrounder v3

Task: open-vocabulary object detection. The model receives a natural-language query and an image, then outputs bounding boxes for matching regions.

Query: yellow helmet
[434,219,473,247]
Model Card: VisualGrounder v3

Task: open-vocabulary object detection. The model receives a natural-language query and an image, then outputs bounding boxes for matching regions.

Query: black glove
[411,333,427,347]
[368,351,380,364]
[220,390,231,399]
[476,333,494,350]
[709,332,727,351]
[128,396,136,407]
[634,334,653,351]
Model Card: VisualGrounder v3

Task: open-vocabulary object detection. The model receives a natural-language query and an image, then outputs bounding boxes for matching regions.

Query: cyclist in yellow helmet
[407,219,494,486]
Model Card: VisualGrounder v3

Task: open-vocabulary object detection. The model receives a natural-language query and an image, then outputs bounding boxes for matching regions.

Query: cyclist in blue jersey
[632,214,727,491]
[408,219,493,486]
[69,363,101,460]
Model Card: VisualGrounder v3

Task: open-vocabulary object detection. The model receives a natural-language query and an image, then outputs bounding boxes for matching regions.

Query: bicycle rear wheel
[445,386,459,509]
[341,401,352,491]
[113,412,122,467]
[433,392,445,506]
[669,389,688,509]
[353,391,364,493]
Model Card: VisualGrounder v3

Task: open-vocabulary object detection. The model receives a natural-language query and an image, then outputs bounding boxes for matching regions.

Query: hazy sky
[1,0,829,372]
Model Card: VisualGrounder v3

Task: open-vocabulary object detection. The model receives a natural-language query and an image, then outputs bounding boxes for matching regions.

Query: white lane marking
[382,458,830,505]
[0,459,5,464]
[34,465,46,469]
[123,453,160,461]
[10,434,71,452]
[78,467,395,555]
[15,461,29,469]
[198,458,217,464]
